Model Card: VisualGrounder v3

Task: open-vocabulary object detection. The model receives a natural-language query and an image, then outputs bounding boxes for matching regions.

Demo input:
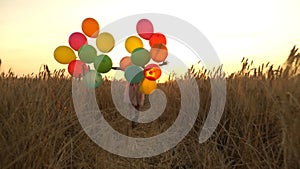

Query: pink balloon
[136,19,154,40]
[69,32,87,51]
[119,56,133,71]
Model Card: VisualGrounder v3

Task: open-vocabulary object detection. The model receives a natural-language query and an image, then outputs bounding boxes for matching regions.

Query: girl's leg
[132,105,139,128]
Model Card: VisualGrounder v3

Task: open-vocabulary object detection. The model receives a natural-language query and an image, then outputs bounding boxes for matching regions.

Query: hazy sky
[1,0,300,76]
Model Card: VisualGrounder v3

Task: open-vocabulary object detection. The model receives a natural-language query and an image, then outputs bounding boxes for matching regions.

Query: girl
[112,61,167,128]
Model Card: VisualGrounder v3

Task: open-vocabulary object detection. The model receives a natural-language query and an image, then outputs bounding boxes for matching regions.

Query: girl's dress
[123,83,145,107]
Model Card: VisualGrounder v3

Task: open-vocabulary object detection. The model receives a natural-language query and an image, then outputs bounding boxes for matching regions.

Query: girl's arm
[159,61,168,67]
[111,67,122,70]
[111,61,168,71]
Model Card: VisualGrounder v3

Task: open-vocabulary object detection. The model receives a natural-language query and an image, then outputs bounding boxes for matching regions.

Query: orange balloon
[140,78,157,95]
[119,56,133,71]
[82,18,100,38]
[150,43,168,62]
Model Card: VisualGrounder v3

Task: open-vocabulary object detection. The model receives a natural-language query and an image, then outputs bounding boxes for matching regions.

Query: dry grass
[0,46,299,168]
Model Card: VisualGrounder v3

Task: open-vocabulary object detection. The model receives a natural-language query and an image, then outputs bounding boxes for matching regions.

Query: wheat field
[0,47,299,168]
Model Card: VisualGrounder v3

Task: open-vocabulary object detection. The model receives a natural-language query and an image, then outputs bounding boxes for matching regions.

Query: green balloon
[83,70,102,88]
[78,45,97,63]
[124,65,144,83]
[94,54,112,73]
[131,48,150,67]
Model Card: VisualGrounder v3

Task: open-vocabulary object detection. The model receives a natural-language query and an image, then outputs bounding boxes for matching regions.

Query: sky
[1,0,300,77]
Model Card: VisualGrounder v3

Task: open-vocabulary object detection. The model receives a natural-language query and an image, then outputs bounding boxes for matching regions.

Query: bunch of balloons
[53,18,168,94]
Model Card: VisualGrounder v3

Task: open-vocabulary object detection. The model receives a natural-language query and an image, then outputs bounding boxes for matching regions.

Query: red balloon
[144,64,162,81]
[149,33,166,47]
[69,32,87,51]
[136,19,154,40]
[68,60,89,77]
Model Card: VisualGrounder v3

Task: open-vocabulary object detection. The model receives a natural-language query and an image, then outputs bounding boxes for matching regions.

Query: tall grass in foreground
[0,46,299,168]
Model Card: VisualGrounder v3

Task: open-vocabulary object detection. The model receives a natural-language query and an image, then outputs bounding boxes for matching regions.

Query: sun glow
[0,0,299,77]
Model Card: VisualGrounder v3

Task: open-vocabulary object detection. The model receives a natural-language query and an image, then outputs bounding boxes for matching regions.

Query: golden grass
[0,46,299,168]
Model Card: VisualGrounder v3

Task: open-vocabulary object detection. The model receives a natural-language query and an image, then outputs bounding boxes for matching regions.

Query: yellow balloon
[96,32,115,53]
[54,46,76,64]
[125,36,143,53]
[140,78,157,94]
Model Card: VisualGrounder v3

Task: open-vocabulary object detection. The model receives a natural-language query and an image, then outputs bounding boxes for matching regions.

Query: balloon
[83,70,102,88]
[125,36,143,53]
[140,78,157,94]
[136,19,154,40]
[82,18,100,38]
[68,60,89,77]
[69,32,87,51]
[54,46,76,64]
[78,44,97,63]
[144,64,162,81]
[131,48,150,67]
[96,32,115,53]
[119,56,133,71]
[150,43,168,62]
[124,65,144,83]
[94,54,112,73]
[149,33,167,47]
